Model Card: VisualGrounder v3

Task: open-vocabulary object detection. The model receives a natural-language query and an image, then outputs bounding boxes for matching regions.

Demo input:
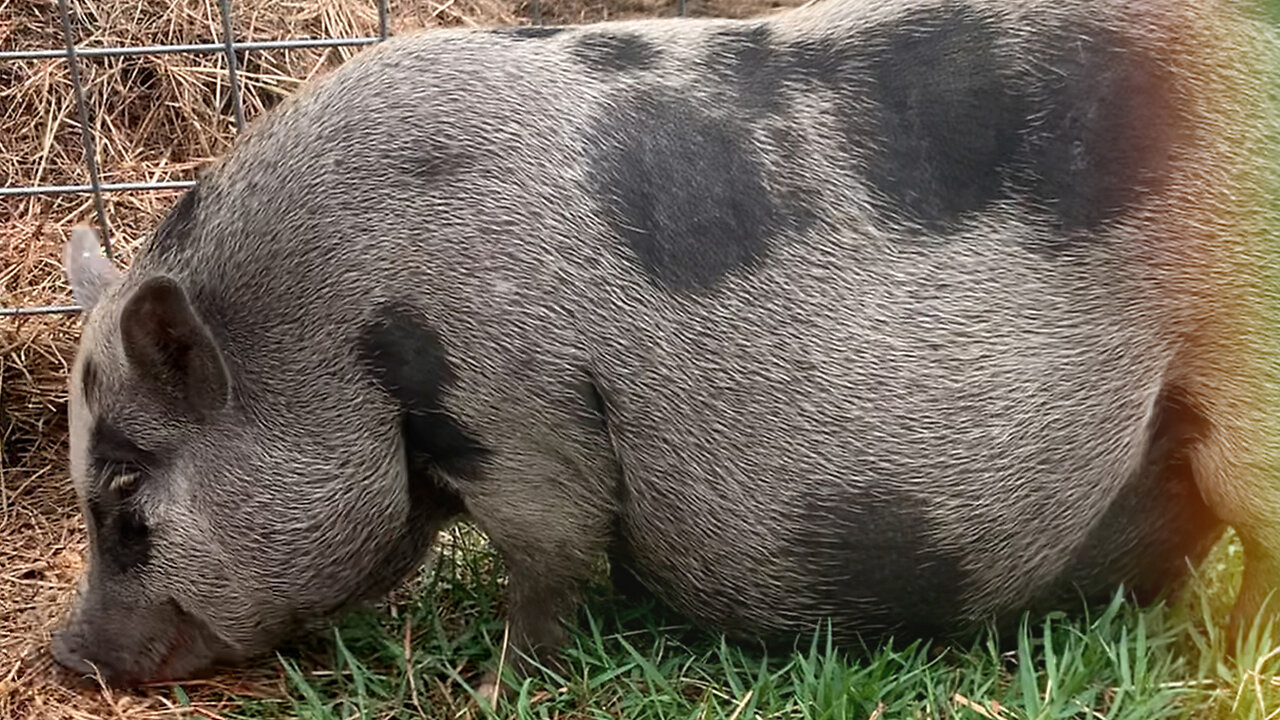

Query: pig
[53,0,1280,690]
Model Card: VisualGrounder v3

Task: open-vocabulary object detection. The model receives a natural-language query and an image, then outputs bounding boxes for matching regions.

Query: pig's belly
[609,415,1223,644]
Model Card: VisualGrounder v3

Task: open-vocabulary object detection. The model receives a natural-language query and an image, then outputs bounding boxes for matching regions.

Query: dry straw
[0,0,800,717]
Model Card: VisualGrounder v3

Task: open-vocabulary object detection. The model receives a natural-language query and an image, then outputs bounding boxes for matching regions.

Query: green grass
[159,525,1280,720]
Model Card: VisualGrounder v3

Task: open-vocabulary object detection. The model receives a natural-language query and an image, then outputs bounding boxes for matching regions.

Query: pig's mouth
[137,620,193,685]
[137,598,237,686]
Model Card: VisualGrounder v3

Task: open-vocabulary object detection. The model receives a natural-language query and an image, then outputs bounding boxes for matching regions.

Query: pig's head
[51,226,461,687]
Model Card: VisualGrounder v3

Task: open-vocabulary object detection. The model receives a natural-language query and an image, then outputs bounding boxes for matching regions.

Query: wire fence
[0,0,689,318]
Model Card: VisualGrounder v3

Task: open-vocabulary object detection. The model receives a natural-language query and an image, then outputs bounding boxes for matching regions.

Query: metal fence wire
[0,0,690,317]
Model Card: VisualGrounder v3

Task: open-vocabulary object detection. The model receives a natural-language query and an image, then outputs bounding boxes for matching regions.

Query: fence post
[56,0,112,257]
[217,0,247,132]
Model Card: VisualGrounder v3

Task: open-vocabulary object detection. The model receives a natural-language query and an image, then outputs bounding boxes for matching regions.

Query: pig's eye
[109,470,141,496]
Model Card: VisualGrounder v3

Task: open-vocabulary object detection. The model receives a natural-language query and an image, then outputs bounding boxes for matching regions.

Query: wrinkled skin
[53,0,1280,690]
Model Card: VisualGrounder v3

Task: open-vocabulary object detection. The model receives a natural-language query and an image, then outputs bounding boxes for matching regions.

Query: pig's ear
[120,275,230,417]
[63,226,122,310]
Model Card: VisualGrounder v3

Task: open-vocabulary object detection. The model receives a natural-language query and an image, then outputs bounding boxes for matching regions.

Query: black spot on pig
[765,8,1172,241]
[359,302,490,477]
[99,507,152,573]
[791,489,968,638]
[587,91,789,291]
[860,4,1028,230]
[706,24,784,113]
[572,32,662,72]
[1020,26,1175,236]
[496,26,566,40]
[86,419,156,573]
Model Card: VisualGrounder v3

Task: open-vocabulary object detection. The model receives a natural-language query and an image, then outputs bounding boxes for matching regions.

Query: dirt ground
[0,1,809,717]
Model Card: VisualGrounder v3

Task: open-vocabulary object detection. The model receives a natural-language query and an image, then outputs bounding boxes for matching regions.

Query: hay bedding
[0,0,807,717]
